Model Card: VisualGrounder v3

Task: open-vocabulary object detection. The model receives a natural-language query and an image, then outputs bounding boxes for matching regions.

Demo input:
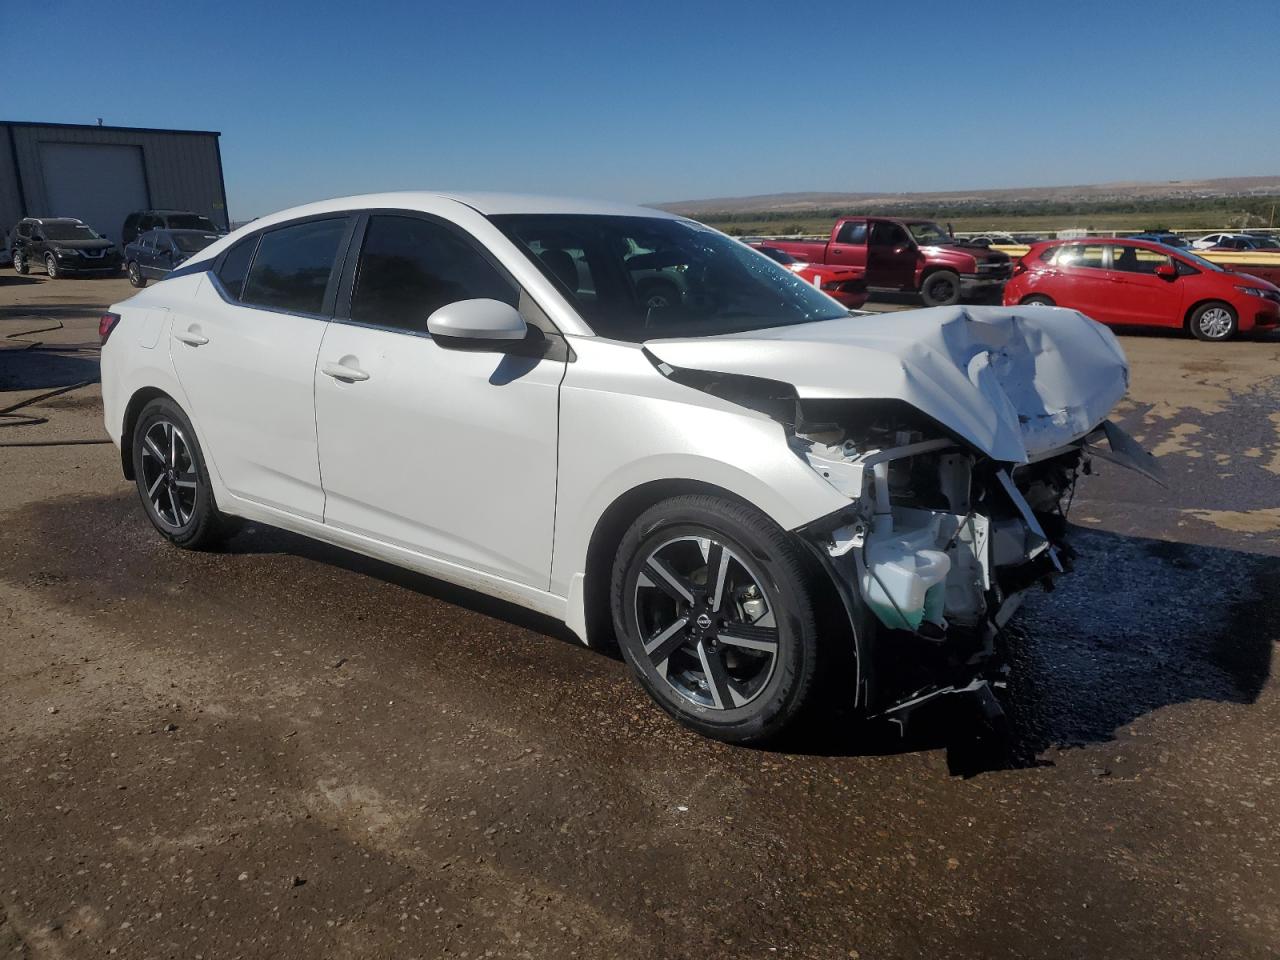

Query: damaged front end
[791,399,1101,726]
[646,305,1163,729]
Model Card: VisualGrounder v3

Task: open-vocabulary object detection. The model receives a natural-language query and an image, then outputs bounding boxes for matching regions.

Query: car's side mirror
[427,298,528,350]
[1154,263,1178,280]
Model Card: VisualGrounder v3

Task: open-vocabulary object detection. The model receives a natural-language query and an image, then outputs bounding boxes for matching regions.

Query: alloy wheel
[45,254,57,278]
[1198,307,1233,339]
[139,419,199,527]
[631,535,779,710]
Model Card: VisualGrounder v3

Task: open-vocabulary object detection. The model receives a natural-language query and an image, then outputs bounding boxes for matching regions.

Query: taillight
[99,312,121,344]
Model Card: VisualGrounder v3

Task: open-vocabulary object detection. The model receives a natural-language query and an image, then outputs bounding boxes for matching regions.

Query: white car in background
[99,192,1154,744]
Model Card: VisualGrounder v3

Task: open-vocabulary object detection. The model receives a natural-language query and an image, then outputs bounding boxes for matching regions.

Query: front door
[1105,244,1183,328]
[314,213,565,589]
[169,216,352,520]
[865,219,918,289]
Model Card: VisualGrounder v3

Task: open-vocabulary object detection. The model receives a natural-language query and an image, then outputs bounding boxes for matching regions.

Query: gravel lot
[2,275,1278,959]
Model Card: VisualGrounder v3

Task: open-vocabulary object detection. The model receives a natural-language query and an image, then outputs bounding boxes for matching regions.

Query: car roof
[26,217,81,224]
[235,192,681,227]
[1037,237,1179,253]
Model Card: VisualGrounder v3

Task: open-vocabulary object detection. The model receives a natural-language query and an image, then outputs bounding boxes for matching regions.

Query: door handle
[174,329,208,346]
[321,361,370,382]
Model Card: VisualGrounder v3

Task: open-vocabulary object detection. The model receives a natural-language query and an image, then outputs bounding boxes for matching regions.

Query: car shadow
[217,516,1274,774]
[220,520,589,651]
[0,347,100,391]
[0,275,44,287]
[796,525,1276,773]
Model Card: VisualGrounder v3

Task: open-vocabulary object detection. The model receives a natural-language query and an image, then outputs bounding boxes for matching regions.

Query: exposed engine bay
[644,305,1163,726]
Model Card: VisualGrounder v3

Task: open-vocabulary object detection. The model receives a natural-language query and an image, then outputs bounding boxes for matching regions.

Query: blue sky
[7,1,1279,219]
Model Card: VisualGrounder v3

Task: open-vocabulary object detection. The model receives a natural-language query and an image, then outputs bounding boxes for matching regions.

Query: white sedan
[100,192,1152,744]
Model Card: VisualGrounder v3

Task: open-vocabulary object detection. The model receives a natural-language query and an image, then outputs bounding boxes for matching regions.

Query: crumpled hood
[644,305,1130,464]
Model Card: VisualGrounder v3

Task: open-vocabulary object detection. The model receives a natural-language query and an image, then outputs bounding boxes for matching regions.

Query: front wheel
[1021,294,1055,306]
[12,250,27,274]
[44,254,59,279]
[920,270,961,307]
[1189,301,1238,342]
[131,398,231,549]
[610,495,823,744]
[127,261,147,287]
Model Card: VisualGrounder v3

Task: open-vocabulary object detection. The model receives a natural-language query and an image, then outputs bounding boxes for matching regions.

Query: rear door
[1105,244,1183,328]
[865,219,917,289]
[826,219,867,272]
[1049,243,1117,322]
[313,211,566,588]
[169,215,354,520]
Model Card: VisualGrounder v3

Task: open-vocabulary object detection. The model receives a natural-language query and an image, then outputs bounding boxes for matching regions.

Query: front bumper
[960,273,1010,296]
[53,252,122,273]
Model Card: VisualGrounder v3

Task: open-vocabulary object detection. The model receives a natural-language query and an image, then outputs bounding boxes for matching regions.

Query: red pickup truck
[759,217,1013,306]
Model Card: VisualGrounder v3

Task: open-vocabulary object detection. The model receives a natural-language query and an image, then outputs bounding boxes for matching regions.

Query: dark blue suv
[124,229,220,287]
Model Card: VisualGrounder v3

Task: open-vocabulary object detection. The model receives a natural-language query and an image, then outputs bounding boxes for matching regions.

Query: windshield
[172,232,219,253]
[491,215,849,341]
[42,222,101,241]
[906,221,951,245]
[166,214,216,232]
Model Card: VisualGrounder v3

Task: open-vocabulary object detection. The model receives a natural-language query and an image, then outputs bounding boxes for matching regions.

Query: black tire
[1189,301,1238,342]
[12,249,28,274]
[44,253,59,279]
[920,270,961,307]
[127,261,147,287]
[638,280,681,311]
[610,495,823,744]
[130,397,231,549]
[1021,294,1055,306]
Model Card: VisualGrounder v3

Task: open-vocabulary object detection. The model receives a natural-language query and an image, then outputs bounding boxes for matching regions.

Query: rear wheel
[610,495,823,744]
[131,398,231,549]
[920,270,961,307]
[12,249,27,274]
[1021,294,1055,306]
[44,254,59,279]
[127,261,147,287]
[1189,301,1238,342]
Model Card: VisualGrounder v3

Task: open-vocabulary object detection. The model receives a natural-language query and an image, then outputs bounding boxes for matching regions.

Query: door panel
[1106,245,1183,327]
[827,220,867,272]
[865,220,917,289]
[314,323,564,588]
[169,294,330,519]
[1048,244,1117,322]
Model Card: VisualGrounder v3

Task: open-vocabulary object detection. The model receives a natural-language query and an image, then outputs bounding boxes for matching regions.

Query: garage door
[39,142,149,245]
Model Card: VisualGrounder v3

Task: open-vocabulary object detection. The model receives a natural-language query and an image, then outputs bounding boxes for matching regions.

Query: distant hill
[657,176,1280,217]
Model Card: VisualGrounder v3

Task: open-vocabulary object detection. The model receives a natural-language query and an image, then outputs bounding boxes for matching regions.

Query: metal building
[0,120,229,244]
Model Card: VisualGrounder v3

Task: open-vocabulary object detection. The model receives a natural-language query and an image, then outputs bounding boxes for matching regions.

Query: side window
[349,215,517,332]
[216,235,259,301]
[1038,247,1058,263]
[242,218,348,315]
[835,221,867,245]
[869,221,908,247]
[1056,244,1106,270]
[1112,245,1172,275]
[16,222,30,239]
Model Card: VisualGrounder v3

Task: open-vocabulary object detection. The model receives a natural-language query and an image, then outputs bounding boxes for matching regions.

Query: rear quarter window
[215,236,259,301]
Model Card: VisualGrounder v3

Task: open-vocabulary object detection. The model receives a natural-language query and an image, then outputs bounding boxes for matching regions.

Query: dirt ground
[2,275,1278,959]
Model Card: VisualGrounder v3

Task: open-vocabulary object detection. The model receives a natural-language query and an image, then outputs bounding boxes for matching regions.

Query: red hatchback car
[1003,238,1280,341]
